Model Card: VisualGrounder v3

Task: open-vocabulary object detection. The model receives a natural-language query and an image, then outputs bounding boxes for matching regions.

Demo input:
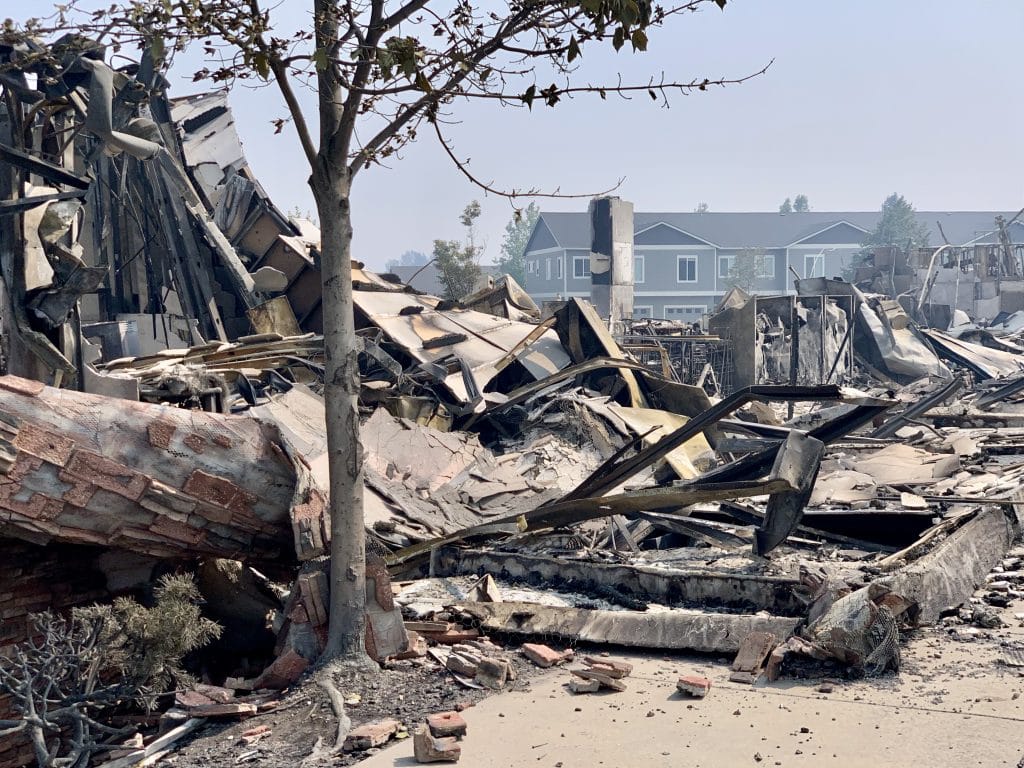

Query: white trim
[627,243,714,251]
[676,254,698,283]
[786,220,870,247]
[634,253,645,284]
[633,304,654,319]
[522,246,562,257]
[804,253,825,278]
[634,221,719,248]
[718,254,735,279]
[758,254,776,279]
[545,258,552,281]
[788,244,862,250]
[555,257,563,280]
[529,291,588,299]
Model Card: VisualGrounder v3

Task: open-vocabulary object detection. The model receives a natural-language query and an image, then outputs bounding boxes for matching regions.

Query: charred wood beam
[0,143,91,190]
[869,375,964,438]
[0,190,87,217]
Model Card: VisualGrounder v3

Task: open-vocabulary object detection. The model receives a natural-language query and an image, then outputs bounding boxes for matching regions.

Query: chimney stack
[588,197,634,331]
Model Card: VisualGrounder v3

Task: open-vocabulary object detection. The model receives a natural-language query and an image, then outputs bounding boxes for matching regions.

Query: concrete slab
[361,627,1024,768]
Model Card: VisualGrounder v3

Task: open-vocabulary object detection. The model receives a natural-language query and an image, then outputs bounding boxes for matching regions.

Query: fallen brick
[175,690,215,709]
[521,643,573,668]
[582,656,632,678]
[413,725,461,763]
[426,711,467,738]
[676,675,711,698]
[253,649,310,690]
[475,657,509,690]
[240,724,271,745]
[394,630,428,659]
[344,719,401,751]
[419,628,480,645]
[195,683,235,703]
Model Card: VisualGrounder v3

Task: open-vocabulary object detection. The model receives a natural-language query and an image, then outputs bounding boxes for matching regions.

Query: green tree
[793,194,809,212]
[694,202,710,214]
[864,193,930,248]
[435,201,484,299]
[724,247,770,292]
[497,202,539,286]
[779,197,793,214]
[29,0,763,672]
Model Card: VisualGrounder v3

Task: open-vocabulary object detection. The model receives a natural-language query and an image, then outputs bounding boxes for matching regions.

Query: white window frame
[758,254,776,279]
[676,255,698,283]
[573,254,591,279]
[634,253,645,284]
[555,257,563,279]
[664,304,707,322]
[718,255,735,279]
[545,258,552,281]
[633,304,654,319]
[805,253,824,278]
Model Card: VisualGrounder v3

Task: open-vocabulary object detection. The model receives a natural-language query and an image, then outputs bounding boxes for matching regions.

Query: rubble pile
[3,32,1024,768]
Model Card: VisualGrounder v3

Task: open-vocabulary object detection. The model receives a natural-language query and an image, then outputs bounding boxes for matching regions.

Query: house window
[805,253,824,278]
[665,305,706,323]
[676,255,698,283]
[633,305,653,319]
[719,255,735,279]
[555,257,563,279]
[758,255,776,279]
[573,254,591,279]
[545,258,552,281]
[634,254,645,284]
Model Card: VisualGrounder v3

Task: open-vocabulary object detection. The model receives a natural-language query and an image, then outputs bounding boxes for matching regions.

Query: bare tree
[15,0,766,671]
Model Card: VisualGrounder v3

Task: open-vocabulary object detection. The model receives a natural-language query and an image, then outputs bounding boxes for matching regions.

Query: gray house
[523,210,1024,323]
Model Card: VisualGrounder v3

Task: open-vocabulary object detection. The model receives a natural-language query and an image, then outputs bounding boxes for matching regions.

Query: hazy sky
[153,0,1024,269]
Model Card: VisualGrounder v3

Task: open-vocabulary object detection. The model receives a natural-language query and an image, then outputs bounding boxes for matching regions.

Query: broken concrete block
[467,573,503,602]
[570,668,626,692]
[568,678,601,694]
[426,711,468,738]
[677,675,711,698]
[344,719,401,751]
[582,656,632,678]
[194,683,236,703]
[446,652,480,678]
[414,725,461,763]
[521,643,573,668]
[475,657,509,690]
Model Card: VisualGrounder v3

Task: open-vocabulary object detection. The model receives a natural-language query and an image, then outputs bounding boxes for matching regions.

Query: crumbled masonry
[3,30,1024,768]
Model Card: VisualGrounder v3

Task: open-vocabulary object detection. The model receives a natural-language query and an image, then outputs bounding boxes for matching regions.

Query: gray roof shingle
[535,210,1024,250]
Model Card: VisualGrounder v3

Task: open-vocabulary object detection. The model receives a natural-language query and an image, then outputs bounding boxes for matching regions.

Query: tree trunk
[310,163,371,667]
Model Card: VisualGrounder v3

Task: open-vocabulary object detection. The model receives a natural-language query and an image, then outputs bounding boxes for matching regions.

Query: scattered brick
[413,725,461,763]
[253,649,310,690]
[183,702,257,718]
[344,719,401,751]
[521,643,573,668]
[426,711,467,738]
[394,630,428,659]
[419,627,480,645]
[582,656,632,678]
[676,675,711,698]
[240,724,271,745]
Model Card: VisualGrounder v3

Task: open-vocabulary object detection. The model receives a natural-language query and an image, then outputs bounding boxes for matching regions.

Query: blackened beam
[0,143,91,189]
[975,373,1024,411]
[869,375,964,438]
[0,190,87,216]
[754,432,824,555]
[559,385,891,504]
